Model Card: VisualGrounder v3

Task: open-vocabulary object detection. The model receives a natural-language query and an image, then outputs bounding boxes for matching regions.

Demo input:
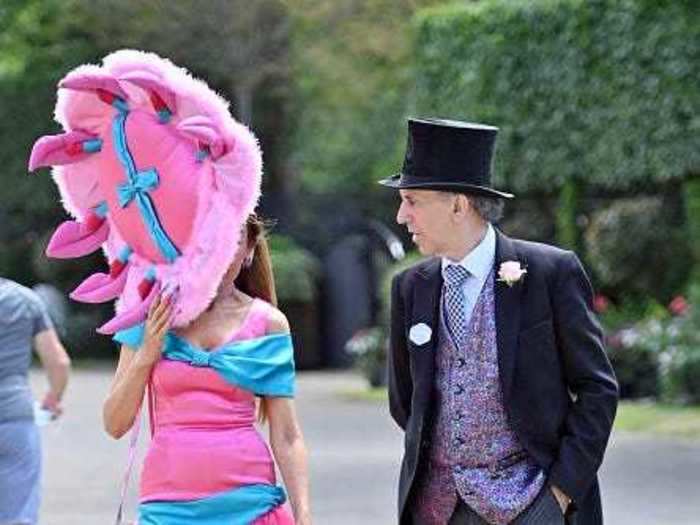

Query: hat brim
[378,174,514,199]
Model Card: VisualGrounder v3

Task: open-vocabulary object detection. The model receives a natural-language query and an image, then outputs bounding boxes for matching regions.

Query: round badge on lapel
[409,323,432,346]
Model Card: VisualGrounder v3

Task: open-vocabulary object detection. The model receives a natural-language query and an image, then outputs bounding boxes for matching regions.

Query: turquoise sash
[138,483,287,525]
[114,325,295,398]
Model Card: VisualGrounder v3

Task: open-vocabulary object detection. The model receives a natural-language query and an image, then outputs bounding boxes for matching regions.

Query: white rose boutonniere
[408,323,432,346]
[498,261,527,287]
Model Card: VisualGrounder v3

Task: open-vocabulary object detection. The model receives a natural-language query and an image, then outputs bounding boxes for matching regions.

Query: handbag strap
[114,385,151,525]
[114,406,142,525]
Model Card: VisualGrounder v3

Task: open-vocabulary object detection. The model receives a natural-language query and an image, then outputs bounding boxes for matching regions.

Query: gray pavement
[30,367,700,524]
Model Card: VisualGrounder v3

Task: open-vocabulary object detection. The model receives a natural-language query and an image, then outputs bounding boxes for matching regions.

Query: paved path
[30,368,700,524]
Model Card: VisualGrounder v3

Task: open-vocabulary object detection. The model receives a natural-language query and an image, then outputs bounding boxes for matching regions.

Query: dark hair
[466,195,505,222]
[234,214,277,422]
[234,214,277,307]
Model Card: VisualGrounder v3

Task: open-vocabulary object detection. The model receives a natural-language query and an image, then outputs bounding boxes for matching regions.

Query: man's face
[396,189,455,256]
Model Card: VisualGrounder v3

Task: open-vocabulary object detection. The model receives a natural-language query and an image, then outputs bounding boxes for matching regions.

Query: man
[379,118,618,525]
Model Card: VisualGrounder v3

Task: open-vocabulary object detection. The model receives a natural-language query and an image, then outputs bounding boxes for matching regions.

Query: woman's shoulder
[259,302,290,336]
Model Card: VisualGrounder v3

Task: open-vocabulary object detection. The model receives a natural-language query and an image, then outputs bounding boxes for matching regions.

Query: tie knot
[444,264,470,287]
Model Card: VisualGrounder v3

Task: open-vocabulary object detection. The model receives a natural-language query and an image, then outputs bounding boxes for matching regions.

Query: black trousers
[447,486,565,525]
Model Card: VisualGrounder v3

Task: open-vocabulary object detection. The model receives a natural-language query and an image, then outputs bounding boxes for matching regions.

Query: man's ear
[453,194,469,216]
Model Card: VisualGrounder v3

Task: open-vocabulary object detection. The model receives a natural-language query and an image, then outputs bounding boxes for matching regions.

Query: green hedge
[584,196,691,302]
[414,0,699,193]
[269,235,320,303]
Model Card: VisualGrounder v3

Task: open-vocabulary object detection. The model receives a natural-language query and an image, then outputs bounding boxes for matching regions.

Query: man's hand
[550,485,571,514]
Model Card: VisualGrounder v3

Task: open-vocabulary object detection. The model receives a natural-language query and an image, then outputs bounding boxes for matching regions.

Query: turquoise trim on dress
[112,326,296,397]
[138,483,286,525]
[111,103,180,263]
[165,332,296,397]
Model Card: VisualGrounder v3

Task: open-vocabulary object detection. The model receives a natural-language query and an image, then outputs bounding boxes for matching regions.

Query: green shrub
[684,177,700,283]
[607,342,660,400]
[414,0,699,194]
[269,235,321,303]
[661,284,700,405]
[601,300,667,399]
[584,197,691,302]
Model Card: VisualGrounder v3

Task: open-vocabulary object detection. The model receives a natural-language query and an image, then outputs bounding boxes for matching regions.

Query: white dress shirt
[441,223,496,327]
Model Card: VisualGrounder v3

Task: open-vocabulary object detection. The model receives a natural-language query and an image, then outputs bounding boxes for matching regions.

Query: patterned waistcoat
[413,273,545,525]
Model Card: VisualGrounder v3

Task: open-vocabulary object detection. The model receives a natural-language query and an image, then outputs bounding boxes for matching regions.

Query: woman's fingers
[153,292,171,319]
[153,304,173,335]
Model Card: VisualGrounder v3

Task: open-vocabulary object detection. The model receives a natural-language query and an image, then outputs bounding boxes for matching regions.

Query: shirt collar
[441,223,496,282]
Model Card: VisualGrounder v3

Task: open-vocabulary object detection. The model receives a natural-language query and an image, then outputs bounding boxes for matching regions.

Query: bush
[601,300,667,399]
[268,235,321,303]
[584,197,691,302]
[661,285,700,405]
[602,286,700,405]
[414,0,699,194]
[345,326,387,387]
[684,177,700,283]
[605,326,661,400]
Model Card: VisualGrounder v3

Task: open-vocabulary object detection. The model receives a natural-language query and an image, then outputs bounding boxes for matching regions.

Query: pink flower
[497,261,527,286]
[668,295,689,316]
[594,294,610,314]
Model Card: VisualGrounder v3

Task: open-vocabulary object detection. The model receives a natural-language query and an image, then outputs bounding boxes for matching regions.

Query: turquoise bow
[189,347,212,368]
[117,168,159,208]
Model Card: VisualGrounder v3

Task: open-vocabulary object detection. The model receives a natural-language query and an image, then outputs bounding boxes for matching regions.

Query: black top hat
[378,118,514,199]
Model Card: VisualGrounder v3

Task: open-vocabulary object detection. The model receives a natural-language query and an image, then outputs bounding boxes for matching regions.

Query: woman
[0,277,71,525]
[103,215,311,525]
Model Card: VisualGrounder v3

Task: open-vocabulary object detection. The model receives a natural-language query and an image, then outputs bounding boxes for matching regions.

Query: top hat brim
[378,173,514,199]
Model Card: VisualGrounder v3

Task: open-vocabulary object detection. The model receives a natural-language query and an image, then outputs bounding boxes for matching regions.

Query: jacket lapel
[411,258,442,405]
[494,229,525,404]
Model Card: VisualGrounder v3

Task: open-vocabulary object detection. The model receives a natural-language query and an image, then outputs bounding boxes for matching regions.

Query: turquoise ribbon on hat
[111,100,180,263]
[117,168,159,207]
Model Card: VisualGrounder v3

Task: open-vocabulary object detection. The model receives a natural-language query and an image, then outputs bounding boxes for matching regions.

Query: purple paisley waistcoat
[413,273,545,525]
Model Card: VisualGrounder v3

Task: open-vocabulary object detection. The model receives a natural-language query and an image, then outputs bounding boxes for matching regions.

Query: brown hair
[234,214,277,307]
[234,214,277,422]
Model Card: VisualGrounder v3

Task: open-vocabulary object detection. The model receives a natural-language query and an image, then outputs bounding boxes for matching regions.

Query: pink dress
[116,299,296,524]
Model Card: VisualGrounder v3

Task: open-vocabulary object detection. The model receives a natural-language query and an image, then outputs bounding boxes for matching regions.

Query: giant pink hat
[29,49,262,335]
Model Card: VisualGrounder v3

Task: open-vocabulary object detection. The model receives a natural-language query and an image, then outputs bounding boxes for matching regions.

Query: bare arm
[268,397,311,525]
[33,329,71,416]
[265,307,311,524]
[103,345,154,438]
[103,291,175,439]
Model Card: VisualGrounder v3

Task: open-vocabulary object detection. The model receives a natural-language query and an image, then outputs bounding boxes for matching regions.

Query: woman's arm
[103,291,174,439]
[265,307,311,524]
[268,397,311,525]
[103,345,152,438]
[33,329,71,416]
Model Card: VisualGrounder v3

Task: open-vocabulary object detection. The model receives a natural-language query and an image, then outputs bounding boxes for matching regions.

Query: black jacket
[388,230,618,525]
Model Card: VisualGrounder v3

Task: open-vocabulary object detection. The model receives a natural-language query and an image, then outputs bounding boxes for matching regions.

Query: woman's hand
[137,288,176,367]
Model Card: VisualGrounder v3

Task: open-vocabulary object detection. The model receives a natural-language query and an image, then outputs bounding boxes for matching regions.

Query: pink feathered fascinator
[29,49,262,335]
